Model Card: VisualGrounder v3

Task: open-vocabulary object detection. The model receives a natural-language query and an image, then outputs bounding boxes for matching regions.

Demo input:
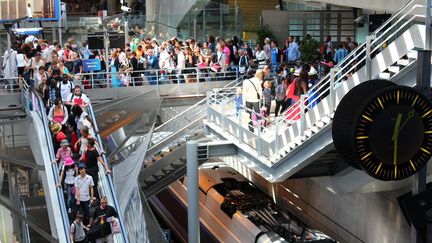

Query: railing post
[238,109,243,143]
[91,74,94,90]
[257,114,262,155]
[186,140,200,243]
[426,0,431,50]
[274,116,279,156]
[300,94,308,137]
[206,90,212,121]
[365,35,374,80]
[196,68,200,95]
[221,95,226,128]
[329,67,338,113]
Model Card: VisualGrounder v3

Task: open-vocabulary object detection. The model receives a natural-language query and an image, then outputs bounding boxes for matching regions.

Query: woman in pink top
[48,98,68,125]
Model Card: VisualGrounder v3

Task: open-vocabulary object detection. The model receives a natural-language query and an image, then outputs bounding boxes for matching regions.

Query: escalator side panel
[26,112,68,242]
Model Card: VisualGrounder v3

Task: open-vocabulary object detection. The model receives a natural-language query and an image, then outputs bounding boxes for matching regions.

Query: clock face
[355,86,432,180]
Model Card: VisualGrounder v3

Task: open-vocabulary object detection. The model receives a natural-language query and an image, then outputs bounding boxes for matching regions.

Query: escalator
[20,81,130,242]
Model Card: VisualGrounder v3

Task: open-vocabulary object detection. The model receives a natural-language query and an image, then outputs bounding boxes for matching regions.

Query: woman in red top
[285,69,308,123]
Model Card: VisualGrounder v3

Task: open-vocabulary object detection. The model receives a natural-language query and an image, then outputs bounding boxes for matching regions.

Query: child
[263,81,273,117]
[52,139,73,168]
[235,87,243,117]
[56,157,77,213]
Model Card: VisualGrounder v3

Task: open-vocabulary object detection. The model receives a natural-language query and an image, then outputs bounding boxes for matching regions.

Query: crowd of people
[1,28,359,89]
[0,29,362,241]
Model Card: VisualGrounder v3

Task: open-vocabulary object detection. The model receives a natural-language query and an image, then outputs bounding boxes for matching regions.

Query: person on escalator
[52,139,73,168]
[75,163,94,226]
[70,212,90,243]
[75,125,103,155]
[71,105,96,138]
[66,85,90,109]
[56,157,77,214]
[87,196,118,243]
[81,139,110,200]
[48,98,69,129]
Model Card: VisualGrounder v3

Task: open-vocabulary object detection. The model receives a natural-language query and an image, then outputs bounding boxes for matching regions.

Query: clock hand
[396,110,415,136]
[392,113,403,165]
[391,113,403,141]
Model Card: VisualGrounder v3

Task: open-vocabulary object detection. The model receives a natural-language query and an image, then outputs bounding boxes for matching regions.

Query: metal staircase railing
[206,0,428,168]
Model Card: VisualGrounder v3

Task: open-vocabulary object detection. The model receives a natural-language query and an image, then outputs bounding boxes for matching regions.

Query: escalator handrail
[87,100,130,243]
[20,81,71,243]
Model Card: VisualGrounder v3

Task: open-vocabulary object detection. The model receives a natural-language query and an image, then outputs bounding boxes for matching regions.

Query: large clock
[333,80,432,180]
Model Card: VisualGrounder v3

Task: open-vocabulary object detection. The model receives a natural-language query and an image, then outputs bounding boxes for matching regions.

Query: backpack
[137,57,146,70]
[275,84,286,101]
[58,81,74,99]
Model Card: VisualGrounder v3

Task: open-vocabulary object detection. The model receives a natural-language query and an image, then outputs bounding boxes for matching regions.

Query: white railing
[206,0,428,163]
[109,73,247,164]
[73,66,240,90]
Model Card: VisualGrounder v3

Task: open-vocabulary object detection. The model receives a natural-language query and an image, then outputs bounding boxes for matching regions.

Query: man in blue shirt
[334,44,348,64]
[285,36,300,62]
[271,41,281,72]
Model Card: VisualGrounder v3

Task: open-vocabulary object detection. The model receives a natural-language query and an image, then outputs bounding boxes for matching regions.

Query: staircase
[205,1,430,183]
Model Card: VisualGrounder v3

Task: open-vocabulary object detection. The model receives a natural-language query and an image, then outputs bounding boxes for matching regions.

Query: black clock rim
[353,85,432,181]
[332,79,396,169]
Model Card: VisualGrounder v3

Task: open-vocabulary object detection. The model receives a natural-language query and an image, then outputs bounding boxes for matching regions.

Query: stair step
[397,59,410,66]
[316,121,325,128]
[153,171,166,180]
[310,126,320,134]
[378,72,391,79]
[144,178,157,187]
[407,50,417,59]
[171,158,186,168]
[162,167,175,174]
[322,116,332,124]
[388,65,400,73]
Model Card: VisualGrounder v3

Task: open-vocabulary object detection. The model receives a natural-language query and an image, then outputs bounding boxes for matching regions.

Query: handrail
[372,0,415,36]
[20,80,71,243]
[87,99,130,242]
[73,66,239,90]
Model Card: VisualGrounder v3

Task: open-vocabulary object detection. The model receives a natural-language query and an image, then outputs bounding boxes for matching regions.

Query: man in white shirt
[2,49,17,78]
[75,163,94,225]
[242,69,264,132]
[66,85,90,108]
[31,52,45,74]
[58,74,74,103]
